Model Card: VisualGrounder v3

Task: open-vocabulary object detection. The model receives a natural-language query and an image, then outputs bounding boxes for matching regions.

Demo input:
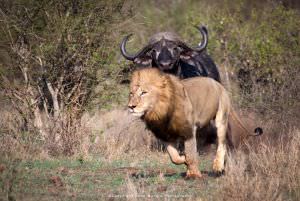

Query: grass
[1,109,300,200]
[0,153,219,201]
[1,114,300,201]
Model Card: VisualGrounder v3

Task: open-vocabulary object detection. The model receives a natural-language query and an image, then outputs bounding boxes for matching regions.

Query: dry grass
[0,106,90,160]
[125,176,139,201]
[0,108,42,160]
[218,128,300,201]
[82,108,157,160]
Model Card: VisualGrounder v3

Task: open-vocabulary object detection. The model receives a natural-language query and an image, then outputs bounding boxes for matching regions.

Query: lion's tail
[230,108,263,137]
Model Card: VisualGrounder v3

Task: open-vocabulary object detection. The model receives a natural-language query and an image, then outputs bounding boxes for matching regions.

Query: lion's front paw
[185,169,202,180]
[213,158,225,173]
[210,170,225,177]
[185,172,202,180]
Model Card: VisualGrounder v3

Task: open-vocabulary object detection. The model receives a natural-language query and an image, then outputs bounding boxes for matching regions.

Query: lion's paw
[185,170,202,180]
[210,170,225,177]
[185,173,202,180]
[213,159,224,173]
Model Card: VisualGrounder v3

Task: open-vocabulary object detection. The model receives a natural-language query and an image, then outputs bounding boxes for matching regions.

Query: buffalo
[120,25,221,82]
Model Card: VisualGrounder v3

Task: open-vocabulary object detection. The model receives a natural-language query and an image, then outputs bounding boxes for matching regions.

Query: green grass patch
[0,155,218,200]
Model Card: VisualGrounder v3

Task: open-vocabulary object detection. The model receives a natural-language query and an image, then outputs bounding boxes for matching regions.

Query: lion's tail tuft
[254,127,263,136]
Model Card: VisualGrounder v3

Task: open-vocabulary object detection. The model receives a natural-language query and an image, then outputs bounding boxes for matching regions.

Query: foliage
[0,0,131,155]
[1,0,299,113]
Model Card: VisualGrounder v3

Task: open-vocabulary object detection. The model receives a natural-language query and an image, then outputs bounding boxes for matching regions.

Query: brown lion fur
[128,68,262,177]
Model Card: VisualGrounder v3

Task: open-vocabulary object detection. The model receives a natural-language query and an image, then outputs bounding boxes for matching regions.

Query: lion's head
[128,68,173,120]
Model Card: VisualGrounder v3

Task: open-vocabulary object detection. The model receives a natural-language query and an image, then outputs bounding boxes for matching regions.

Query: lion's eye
[140,91,147,96]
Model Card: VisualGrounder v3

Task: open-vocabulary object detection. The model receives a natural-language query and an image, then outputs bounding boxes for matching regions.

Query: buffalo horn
[177,25,208,52]
[193,25,208,51]
[120,34,153,61]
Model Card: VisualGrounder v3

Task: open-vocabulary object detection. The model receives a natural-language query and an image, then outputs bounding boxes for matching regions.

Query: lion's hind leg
[213,95,230,174]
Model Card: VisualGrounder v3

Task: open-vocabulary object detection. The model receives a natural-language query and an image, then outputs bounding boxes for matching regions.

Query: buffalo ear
[179,51,192,60]
[134,56,153,67]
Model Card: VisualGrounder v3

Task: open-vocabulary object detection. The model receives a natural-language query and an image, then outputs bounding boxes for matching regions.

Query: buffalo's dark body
[170,52,220,81]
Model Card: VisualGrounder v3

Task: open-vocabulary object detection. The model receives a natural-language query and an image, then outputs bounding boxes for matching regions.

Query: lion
[128,68,262,178]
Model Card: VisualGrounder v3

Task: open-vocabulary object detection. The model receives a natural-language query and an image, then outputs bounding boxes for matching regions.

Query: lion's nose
[128,104,136,110]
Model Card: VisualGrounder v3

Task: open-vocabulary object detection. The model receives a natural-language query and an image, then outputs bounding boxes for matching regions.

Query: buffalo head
[120,26,208,72]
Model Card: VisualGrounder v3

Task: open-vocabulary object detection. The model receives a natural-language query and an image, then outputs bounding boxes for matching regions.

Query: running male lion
[128,68,262,178]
